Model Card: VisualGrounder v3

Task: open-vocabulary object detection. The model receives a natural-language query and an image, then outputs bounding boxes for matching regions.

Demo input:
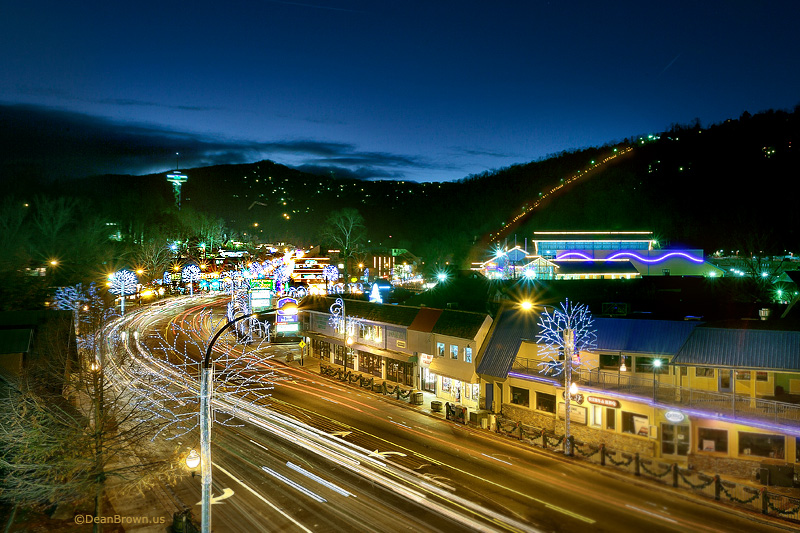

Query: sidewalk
[273,349,800,531]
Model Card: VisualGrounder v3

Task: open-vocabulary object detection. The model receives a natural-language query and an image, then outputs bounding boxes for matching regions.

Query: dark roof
[302,297,419,326]
[431,309,488,339]
[301,297,489,339]
[672,326,800,370]
[476,305,538,379]
[553,261,640,275]
[595,318,701,355]
[408,308,443,333]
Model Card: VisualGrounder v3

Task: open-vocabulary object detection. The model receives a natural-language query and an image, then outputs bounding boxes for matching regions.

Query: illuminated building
[478,307,800,482]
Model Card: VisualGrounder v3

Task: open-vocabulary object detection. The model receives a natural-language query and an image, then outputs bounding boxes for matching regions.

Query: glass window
[756,371,768,381]
[450,345,459,360]
[442,377,451,392]
[465,347,473,363]
[591,405,602,427]
[536,392,555,413]
[510,386,529,407]
[621,412,649,436]
[635,357,668,374]
[599,354,621,369]
[698,428,727,453]
[437,342,445,357]
[739,432,785,459]
[736,370,750,380]
[605,407,616,430]
[695,367,715,378]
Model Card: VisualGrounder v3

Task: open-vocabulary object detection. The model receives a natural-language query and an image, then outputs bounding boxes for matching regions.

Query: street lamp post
[652,358,662,402]
[199,309,271,533]
[563,328,575,456]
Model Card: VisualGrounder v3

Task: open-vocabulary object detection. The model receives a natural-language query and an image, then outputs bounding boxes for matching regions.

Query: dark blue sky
[3,1,799,181]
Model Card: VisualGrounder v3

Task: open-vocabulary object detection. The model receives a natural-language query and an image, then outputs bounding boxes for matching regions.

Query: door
[485,383,494,411]
[719,369,733,392]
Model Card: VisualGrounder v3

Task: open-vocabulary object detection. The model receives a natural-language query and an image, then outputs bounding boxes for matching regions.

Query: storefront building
[300,297,491,400]
[477,308,800,479]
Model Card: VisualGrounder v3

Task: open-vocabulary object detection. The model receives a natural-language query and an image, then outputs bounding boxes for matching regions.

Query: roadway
[114,296,792,533]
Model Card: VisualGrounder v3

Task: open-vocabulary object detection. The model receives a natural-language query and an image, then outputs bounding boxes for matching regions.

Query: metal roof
[594,318,701,355]
[672,326,800,370]
[476,305,538,379]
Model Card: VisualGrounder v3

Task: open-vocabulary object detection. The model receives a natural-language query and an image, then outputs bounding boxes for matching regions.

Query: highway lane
[116,298,791,533]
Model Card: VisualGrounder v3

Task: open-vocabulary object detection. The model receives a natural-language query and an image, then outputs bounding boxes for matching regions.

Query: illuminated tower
[166,153,188,209]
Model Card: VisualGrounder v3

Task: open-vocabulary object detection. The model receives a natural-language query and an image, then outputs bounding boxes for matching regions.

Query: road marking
[369,450,407,458]
[214,463,314,533]
[249,439,269,452]
[195,487,234,506]
[481,453,513,466]
[286,462,353,497]
[261,465,327,502]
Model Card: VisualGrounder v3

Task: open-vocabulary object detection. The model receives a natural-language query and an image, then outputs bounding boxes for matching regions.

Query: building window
[442,377,451,392]
[465,347,473,363]
[599,354,622,370]
[510,386,530,407]
[635,357,668,374]
[739,432,785,460]
[605,407,616,430]
[591,405,602,427]
[698,427,728,453]
[536,392,555,413]
[386,360,413,387]
[450,345,459,360]
[360,352,382,377]
[736,370,751,380]
[437,342,445,357]
[333,344,347,366]
[756,371,768,381]
[621,412,649,436]
[695,367,715,378]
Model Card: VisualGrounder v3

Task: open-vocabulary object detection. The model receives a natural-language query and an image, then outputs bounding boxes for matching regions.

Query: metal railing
[511,359,800,426]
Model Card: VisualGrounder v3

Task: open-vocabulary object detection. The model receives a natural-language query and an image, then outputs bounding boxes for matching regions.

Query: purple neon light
[508,371,800,436]
[556,251,704,264]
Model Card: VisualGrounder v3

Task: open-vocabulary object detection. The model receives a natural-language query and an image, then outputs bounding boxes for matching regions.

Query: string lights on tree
[107,269,138,315]
[536,299,596,456]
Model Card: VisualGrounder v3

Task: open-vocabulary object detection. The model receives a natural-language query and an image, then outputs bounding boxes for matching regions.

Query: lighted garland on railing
[678,471,716,490]
[544,433,565,447]
[573,442,600,458]
[640,460,673,478]
[718,483,761,505]
[605,452,634,467]
[766,495,800,515]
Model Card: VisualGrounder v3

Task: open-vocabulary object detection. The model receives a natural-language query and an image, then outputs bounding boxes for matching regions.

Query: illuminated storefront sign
[587,396,620,408]
[664,410,686,423]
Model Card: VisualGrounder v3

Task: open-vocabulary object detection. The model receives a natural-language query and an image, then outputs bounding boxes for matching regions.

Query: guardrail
[496,417,800,524]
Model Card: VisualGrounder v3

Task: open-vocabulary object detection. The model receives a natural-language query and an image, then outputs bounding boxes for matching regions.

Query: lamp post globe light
[652,358,662,402]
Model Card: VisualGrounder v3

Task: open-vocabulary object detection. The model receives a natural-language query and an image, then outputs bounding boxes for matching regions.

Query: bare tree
[0,306,183,532]
[320,208,366,281]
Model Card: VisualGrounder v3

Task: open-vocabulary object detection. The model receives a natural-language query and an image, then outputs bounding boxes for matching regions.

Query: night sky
[2,1,800,182]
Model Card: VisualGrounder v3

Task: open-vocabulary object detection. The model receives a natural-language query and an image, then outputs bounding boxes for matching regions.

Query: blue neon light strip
[557,251,704,264]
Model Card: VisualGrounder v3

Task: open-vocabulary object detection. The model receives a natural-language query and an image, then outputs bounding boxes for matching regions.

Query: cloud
[0,103,442,181]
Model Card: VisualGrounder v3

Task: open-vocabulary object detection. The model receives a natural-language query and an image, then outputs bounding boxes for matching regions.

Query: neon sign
[557,251,704,264]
